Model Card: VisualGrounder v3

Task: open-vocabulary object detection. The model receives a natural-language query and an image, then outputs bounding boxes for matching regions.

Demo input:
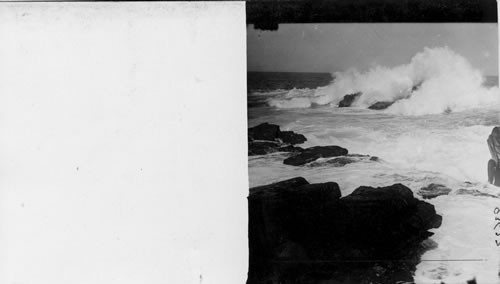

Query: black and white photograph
[3,1,500,284]
[247,2,500,283]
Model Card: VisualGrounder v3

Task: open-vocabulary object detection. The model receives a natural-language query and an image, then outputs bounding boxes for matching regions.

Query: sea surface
[248,54,500,283]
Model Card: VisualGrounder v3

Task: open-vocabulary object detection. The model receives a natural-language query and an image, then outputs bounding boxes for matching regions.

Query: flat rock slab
[283,145,348,166]
[418,183,452,199]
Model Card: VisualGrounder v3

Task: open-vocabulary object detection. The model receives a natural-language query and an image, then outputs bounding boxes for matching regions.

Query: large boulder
[283,145,348,166]
[338,92,362,107]
[248,122,281,141]
[248,178,442,284]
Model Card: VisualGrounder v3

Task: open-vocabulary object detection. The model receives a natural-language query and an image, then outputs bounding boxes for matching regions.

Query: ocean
[248,48,500,283]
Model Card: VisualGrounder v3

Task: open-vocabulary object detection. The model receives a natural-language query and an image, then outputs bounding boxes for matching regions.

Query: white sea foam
[267,47,499,115]
[248,107,500,283]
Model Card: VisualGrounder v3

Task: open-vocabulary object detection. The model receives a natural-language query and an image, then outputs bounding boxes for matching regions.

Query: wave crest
[267,47,499,115]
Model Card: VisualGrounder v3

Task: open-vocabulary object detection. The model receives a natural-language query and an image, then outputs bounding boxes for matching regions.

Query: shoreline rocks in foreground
[248,177,442,284]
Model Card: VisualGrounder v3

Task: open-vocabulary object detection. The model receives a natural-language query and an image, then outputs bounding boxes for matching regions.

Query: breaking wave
[267,47,499,115]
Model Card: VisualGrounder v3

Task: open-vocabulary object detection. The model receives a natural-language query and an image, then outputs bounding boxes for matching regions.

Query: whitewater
[248,47,500,283]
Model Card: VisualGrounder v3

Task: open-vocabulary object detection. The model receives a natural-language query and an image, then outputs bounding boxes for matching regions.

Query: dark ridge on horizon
[248,71,332,75]
[247,0,497,31]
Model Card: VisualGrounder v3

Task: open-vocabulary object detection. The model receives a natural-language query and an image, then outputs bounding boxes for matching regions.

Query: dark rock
[278,131,307,145]
[308,155,382,167]
[368,101,395,110]
[248,141,280,156]
[283,146,348,166]
[250,177,310,195]
[248,123,308,156]
[324,157,356,166]
[277,145,304,153]
[456,188,498,198]
[248,122,281,141]
[248,178,442,284]
[248,122,307,145]
[347,154,370,157]
[308,155,378,167]
[467,278,477,284]
[338,92,362,107]
[418,183,452,199]
[369,156,379,161]
[411,81,423,92]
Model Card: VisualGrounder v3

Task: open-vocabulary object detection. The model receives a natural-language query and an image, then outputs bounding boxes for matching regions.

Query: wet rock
[248,122,307,145]
[308,155,378,167]
[248,123,308,156]
[309,157,357,167]
[278,131,307,145]
[248,178,442,284]
[418,183,452,199]
[248,122,281,142]
[456,188,498,198]
[347,154,370,157]
[248,141,281,156]
[368,101,395,110]
[325,157,357,166]
[277,145,304,153]
[338,92,362,107]
[283,146,348,166]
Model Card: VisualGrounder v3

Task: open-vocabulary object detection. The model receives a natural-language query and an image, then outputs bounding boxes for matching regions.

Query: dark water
[248,72,333,92]
[247,72,333,108]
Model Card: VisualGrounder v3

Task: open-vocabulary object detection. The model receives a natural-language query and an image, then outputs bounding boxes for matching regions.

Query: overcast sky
[248,23,498,76]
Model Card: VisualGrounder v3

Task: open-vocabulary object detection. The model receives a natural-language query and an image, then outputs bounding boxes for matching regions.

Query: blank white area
[0,2,247,284]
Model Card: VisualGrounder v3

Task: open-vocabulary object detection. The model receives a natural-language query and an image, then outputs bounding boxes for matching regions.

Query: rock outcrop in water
[418,183,452,199]
[308,154,379,167]
[283,145,348,166]
[338,92,362,107]
[368,101,395,110]
[248,123,307,155]
[248,177,442,284]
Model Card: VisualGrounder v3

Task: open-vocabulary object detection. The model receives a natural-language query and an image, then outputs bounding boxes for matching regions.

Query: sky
[247,23,498,76]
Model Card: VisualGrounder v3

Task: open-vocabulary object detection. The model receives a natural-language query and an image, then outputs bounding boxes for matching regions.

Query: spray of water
[268,47,499,115]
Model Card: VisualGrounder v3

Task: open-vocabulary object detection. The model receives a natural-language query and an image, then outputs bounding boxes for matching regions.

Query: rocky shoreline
[248,177,442,284]
[247,122,490,283]
[248,122,378,166]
